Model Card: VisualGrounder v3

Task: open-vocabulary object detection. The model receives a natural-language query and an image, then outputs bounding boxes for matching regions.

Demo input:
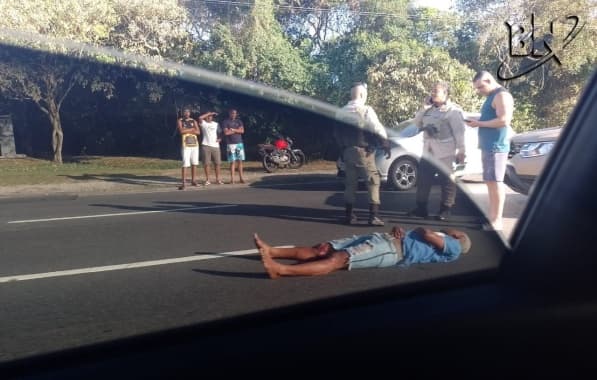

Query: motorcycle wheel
[262,154,278,173]
[288,151,306,169]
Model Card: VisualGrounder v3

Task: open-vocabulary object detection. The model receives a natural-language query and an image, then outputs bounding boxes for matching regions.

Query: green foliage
[201,24,248,77]
[367,40,480,126]
[1,0,593,162]
[316,31,385,105]
[243,0,312,93]
[454,0,596,128]
[273,0,347,50]
[194,0,313,95]
[512,100,541,132]
[109,0,193,60]
[0,0,194,162]
[354,0,410,34]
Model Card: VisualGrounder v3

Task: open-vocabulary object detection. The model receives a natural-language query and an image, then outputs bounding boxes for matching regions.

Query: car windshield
[0,0,595,365]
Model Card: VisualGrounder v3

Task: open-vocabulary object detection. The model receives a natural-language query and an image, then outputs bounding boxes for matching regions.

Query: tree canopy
[0,0,594,161]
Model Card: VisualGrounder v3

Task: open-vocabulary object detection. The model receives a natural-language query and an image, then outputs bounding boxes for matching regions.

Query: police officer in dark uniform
[334,83,390,226]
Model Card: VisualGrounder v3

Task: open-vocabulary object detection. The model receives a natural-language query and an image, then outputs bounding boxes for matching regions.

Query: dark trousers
[415,156,456,209]
[343,146,381,205]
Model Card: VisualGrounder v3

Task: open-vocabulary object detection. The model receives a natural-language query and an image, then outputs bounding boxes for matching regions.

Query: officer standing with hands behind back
[334,82,390,226]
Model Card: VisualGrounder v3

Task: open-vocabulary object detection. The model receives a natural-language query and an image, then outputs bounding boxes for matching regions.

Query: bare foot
[253,233,271,251]
[260,247,281,279]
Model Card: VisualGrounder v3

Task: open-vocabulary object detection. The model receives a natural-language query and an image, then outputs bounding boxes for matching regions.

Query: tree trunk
[48,101,63,164]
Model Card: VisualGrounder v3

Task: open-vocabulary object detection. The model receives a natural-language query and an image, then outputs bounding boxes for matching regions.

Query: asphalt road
[0,174,508,362]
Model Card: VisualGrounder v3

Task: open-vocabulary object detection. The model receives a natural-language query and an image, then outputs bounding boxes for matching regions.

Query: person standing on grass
[198,111,224,185]
[222,109,246,184]
[177,108,200,190]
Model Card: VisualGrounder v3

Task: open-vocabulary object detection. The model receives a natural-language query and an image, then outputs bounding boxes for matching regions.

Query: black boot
[437,205,452,221]
[368,204,384,226]
[408,202,428,218]
[344,203,357,225]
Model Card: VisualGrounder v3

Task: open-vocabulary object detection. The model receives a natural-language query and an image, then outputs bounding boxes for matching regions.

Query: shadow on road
[249,173,343,192]
[193,252,261,262]
[192,268,267,279]
[88,193,487,231]
[63,173,178,186]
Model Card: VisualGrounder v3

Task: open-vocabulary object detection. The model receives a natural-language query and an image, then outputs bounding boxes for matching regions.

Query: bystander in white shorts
[182,146,199,168]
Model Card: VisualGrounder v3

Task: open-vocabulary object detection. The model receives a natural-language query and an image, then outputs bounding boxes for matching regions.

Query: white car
[337,117,483,191]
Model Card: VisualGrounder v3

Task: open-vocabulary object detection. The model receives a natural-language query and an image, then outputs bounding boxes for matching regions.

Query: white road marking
[7,204,238,224]
[0,246,293,283]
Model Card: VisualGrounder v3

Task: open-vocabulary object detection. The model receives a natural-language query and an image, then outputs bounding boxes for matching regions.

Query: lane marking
[7,205,238,224]
[0,246,293,283]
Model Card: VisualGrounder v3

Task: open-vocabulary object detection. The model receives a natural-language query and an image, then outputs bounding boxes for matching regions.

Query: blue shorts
[329,233,402,270]
[227,143,245,162]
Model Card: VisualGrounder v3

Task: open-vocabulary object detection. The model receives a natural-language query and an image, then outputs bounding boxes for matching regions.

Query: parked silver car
[505,127,562,195]
[337,118,483,191]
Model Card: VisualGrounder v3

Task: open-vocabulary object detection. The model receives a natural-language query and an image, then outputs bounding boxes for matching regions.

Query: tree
[194,0,313,92]
[274,0,349,52]
[0,0,193,163]
[316,1,479,125]
[454,0,597,130]
[189,0,318,143]
[367,40,480,126]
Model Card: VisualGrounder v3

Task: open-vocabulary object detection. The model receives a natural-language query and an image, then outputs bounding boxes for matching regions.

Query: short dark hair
[434,81,450,97]
[473,70,491,82]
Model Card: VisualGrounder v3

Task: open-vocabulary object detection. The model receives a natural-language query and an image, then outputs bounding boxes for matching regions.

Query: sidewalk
[459,181,528,241]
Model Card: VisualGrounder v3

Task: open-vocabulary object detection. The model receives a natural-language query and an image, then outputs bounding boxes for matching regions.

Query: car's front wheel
[388,157,418,191]
[504,165,531,195]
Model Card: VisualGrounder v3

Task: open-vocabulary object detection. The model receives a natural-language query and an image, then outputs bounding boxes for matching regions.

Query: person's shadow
[191,251,266,279]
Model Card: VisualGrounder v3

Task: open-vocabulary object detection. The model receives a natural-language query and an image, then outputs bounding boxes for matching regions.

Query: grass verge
[0,156,335,186]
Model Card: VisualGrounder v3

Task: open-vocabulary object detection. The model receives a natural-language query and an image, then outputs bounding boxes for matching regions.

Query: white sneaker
[204,181,211,186]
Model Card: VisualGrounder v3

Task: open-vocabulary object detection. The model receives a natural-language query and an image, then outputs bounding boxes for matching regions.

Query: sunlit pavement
[0,168,528,243]
[460,180,528,242]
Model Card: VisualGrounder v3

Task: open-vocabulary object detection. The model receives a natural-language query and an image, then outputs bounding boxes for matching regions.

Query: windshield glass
[0,0,595,364]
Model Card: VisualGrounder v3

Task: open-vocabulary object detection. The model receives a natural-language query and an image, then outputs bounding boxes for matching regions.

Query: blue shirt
[478,88,510,153]
[399,230,462,266]
[222,118,244,145]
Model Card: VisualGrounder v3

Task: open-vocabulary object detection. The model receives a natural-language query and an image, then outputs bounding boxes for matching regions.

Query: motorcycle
[257,136,306,173]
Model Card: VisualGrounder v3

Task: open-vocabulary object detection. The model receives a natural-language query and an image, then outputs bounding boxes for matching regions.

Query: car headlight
[520,142,555,158]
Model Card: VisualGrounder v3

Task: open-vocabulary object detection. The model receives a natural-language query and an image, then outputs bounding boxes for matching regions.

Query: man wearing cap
[254,225,471,279]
